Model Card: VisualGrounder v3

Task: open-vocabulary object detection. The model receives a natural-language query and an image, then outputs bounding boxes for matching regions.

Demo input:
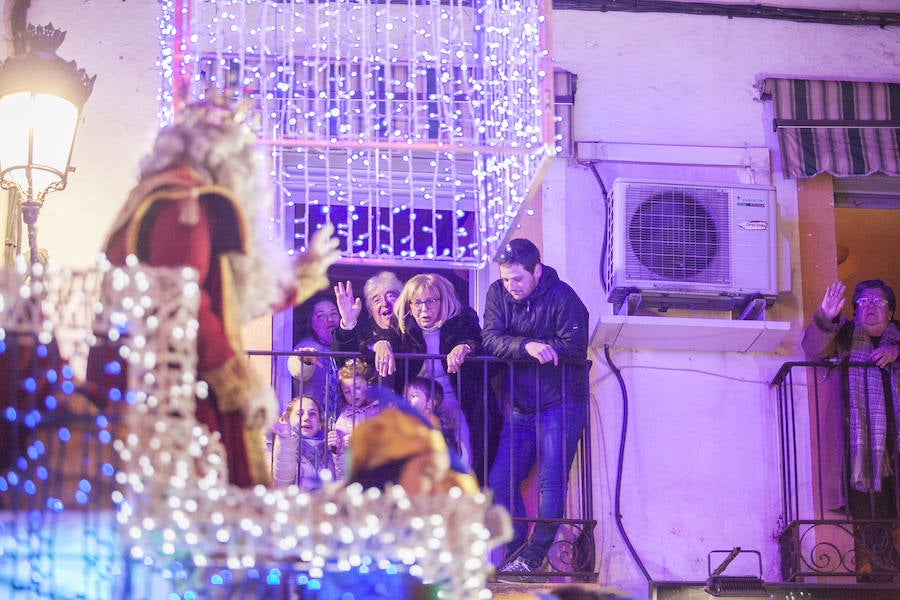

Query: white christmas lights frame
[158,0,557,269]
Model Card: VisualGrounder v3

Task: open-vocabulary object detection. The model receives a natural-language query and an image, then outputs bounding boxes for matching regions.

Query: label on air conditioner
[738,220,768,231]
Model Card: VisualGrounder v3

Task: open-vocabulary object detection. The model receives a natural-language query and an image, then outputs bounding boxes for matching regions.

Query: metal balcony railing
[254,347,598,583]
[773,360,900,585]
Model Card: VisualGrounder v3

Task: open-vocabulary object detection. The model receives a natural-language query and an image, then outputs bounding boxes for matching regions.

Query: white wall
[546,8,900,597]
[4,1,162,268]
[4,2,899,598]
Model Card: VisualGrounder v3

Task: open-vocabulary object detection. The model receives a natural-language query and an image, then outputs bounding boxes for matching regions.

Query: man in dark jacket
[482,238,589,575]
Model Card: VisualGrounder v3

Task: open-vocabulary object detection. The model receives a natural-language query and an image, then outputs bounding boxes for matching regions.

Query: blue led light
[46,497,64,513]
[44,395,57,410]
[36,466,48,481]
[36,345,48,358]
[23,378,37,393]
[45,369,58,384]
[24,410,41,429]
[61,381,75,394]
[5,406,16,422]
[58,428,71,442]
[101,463,115,477]
[104,361,122,376]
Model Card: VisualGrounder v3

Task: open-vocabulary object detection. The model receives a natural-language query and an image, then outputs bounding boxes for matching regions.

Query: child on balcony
[270,395,334,491]
[328,358,381,479]
[404,375,468,469]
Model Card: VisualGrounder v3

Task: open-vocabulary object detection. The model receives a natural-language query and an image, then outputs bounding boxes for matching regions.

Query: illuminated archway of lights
[159,0,556,269]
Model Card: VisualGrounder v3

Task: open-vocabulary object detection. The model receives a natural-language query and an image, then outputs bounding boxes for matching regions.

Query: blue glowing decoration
[23,377,37,393]
[101,463,115,477]
[58,427,71,442]
[24,409,41,429]
[46,497,64,513]
[24,480,36,495]
[79,479,92,493]
[104,361,122,375]
[36,466,48,481]
[44,395,58,409]
[60,380,75,394]
[75,490,89,505]
[36,344,48,358]
[4,406,16,421]
[108,388,122,402]
[45,369,58,383]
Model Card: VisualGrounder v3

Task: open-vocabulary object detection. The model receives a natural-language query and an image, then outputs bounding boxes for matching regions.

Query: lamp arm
[3,189,21,266]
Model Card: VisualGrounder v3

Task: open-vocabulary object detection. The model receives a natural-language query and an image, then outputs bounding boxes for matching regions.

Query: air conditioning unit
[605,178,778,313]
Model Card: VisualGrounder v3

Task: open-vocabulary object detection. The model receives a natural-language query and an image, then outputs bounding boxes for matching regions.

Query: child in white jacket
[271,395,334,490]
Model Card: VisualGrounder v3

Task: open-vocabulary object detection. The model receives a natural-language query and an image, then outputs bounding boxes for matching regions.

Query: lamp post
[0,22,95,264]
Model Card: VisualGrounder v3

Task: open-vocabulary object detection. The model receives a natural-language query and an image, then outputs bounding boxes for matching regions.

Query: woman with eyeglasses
[802,279,900,581]
[369,273,497,481]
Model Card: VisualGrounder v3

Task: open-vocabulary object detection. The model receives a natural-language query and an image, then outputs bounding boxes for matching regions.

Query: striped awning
[760,78,900,178]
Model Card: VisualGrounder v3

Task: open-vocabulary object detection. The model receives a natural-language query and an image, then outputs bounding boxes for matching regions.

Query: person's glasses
[370,291,399,307]
[411,297,440,310]
[856,297,889,309]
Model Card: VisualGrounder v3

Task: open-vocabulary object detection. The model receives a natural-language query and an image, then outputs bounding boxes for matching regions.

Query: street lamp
[0,23,95,264]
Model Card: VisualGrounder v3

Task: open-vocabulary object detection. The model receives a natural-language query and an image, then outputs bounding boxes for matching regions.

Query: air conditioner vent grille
[625,184,731,284]
[605,178,778,312]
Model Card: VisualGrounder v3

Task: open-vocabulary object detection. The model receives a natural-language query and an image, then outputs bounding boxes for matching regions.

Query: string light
[0,259,502,598]
[158,0,555,269]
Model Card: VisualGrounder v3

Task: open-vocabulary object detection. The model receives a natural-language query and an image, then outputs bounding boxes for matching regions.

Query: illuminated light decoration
[159,0,555,269]
[0,260,503,598]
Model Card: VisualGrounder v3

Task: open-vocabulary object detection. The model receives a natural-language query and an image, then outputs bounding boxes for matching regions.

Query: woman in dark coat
[371,273,500,484]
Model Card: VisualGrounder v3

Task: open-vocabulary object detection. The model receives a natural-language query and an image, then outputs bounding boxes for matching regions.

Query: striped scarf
[848,323,900,492]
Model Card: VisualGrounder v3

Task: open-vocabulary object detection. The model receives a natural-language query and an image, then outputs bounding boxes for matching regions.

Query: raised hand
[334,280,362,329]
[820,280,846,320]
[294,223,340,306]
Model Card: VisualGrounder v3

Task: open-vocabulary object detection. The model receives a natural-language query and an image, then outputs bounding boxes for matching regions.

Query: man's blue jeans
[488,401,587,567]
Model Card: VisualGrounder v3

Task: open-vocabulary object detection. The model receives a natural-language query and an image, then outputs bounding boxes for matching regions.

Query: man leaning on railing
[481,238,590,578]
[801,278,900,581]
